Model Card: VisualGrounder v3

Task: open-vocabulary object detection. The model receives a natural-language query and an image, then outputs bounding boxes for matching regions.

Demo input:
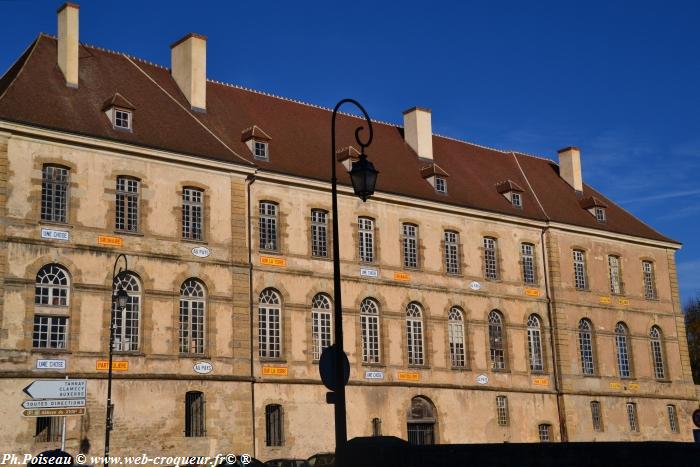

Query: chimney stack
[170,33,207,112]
[403,107,433,161]
[57,3,79,88]
[557,146,583,192]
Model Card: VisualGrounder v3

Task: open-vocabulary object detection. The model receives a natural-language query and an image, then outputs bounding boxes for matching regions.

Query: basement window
[114,109,132,130]
[595,207,606,224]
[254,141,269,161]
[435,176,447,194]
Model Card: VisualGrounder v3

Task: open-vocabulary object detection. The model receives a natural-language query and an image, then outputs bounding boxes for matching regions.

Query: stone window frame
[487,309,509,372]
[309,207,331,259]
[614,321,634,379]
[265,404,284,446]
[111,272,143,354]
[114,175,141,234]
[526,314,545,374]
[667,404,679,433]
[607,254,625,296]
[496,395,509,427]
[519,242,538,285]
[481,235,501,281]
[184,391,206,437]
[32,263,72,351]
[578,318,597,376]
[356,215,379,264]
[359,297,382,366]
[649,325,667,381]
[310,293,333,362]
[176,182,211,244]
[590,400,604,432]
[442,228,463,276]
[572,247,590,291]
[32,159,80,228]
[406,302,426,367]
[446,306,467,369]
[401,222,420,270]
[178,278,207,356]
[641,259,658,300]
[257,287,284,361]
[625,402,639,433]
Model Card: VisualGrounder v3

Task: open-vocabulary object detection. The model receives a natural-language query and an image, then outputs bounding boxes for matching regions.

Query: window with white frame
[642,261,657,300]
[258,289,281,359]
[667,405,678,433]
[358,217,375,263]
[496,395,509,426]
[521,243,536,285]
[448,307,465,368]
[527,314,544,372]
[444,231,460,275]
[406,302,424,366]
[32,316,68,349]
[179,279,206,354]
[266,404,283,446]
[114,109,132,130]
[259,201,278,251]
[626,402,639,432]
[311,294,332,361]
[435,176,447,194]
[311,209,328,257]
[511,192,522,208]
[488,310,506,370]
[608,255,623,294]
[182,187,204,241]
[590,401,603,432]
[573,249,587,290]
[402,223,419,268]
[35,264,70,306]
[360,298,380,364]
[41,165,70,223]
[578,319,595,375]
[650,326,665,380]
[254,141,269,161]
[116,176,139,232]
[112,273,141,352]
[483,237,498,280]
[615,322,631,378]
[595,207,606,223]
[185,391,205,437]
[538,423,552,442]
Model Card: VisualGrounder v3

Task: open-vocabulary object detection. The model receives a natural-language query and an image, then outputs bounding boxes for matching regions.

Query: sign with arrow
[22,399,85,409]
[22,408,85,417]
[23,379,86,400]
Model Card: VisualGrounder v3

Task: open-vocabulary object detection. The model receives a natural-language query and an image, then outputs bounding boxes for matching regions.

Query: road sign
[22,399,85,409]
[36,359,66,370]
[22,408,85,417]
[23,379,86,400]
[319,344,350,392]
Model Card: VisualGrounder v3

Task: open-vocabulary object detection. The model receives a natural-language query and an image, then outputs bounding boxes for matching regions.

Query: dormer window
[102,93,135,132]
[435,176,447,194]
[241,125,272,162]
[114,109,132,130]
[254,141,269,161]
[511,192,522,208]
[496,180,525,209]
[595,207,606,223]
[579,196,609,224]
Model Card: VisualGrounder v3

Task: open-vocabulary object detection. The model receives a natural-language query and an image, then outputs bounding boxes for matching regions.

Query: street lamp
[330,99,378,450]
[104,254,129,467]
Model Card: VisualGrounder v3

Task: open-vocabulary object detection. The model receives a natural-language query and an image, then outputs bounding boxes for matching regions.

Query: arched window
[447,307,465,368]
[578,319,595,375]
[407,396,436,445]
[265,404,283,446]
[259,289,281,358]
[615,322,631,378]
[650,326,665,380]
[527,314,544,372]
[488,311,506,370]
[179,279,206,354]
[35,264,70,306]
[406,303,424,365]
[311,293,332,360]
[185,391,205,437]
[112,273,141,352]
[360,298,380,364]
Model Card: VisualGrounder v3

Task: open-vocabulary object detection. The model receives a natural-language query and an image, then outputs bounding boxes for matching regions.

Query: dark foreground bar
[337,437,700,467]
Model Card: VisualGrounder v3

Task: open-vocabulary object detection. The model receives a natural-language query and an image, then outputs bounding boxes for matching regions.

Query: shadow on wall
[336,437,700,467]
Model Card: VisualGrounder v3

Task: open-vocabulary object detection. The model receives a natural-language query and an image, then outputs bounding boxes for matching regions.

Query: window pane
[484,237,498,280]
[527,315,543,372]
[183,188,204,241]
[496,396,509,426]
[311,210,328,257]
[578,320,595,375]
[406,303,424,365]
[488,311,506,370]
[448,307,465,368]
[521,243,536,284]
[444,231,460,274]
[259,202,278,250]
[573,250,587,289]
[608,256,622,294]
[41,165,69,223]
[590,401,603,432]
[615,323,631,378]
[402,224,418,268]
[358,217,374,263]
[311,294,332,360]
[360,299,380,364]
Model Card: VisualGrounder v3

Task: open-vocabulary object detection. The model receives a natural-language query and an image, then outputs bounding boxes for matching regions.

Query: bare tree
[684,296,700,384]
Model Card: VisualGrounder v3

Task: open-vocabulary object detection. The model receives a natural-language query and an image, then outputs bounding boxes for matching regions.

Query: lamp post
[104,254,129,467]
[330,99,378,450]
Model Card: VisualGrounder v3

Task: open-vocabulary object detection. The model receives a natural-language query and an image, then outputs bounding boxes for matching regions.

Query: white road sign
[22,399,85,409]
[23,379,86,400]
[36,359,66,370]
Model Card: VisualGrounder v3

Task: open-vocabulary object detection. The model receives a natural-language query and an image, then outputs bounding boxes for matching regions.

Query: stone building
[0,3,696,460]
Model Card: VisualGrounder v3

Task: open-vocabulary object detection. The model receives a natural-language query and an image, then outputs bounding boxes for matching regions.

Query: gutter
[246,172,257,456]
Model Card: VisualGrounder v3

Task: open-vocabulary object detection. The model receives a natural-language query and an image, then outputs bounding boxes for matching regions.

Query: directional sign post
[22,399,85,409]
[22,408,85,417]
[23,379,86,400]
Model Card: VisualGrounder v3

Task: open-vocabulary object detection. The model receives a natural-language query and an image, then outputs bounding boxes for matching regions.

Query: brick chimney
[558,146,583,193]
[403,107,433,161]
[57,3,79,88]
[170,33,207,112]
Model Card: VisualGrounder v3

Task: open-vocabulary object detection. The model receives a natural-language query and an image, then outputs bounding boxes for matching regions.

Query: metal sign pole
[60,376,67,451]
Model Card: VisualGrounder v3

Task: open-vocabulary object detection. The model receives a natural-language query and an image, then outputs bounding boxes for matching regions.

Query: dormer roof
[496,179,525,194]
[241,125,271,142]
[419,163,449,179]
[101,92,135,112]
[579,196,608,209]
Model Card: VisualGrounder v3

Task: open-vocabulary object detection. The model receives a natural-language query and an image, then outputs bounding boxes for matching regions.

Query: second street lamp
[330,98,377,452]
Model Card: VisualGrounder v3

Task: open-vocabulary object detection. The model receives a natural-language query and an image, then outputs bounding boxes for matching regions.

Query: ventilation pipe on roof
[57,3,79,88]
[403,107,433,161]
[170,33,207,112]
[557,146,583,193]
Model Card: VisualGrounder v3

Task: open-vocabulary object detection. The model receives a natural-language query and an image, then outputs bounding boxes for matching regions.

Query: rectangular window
[444,231,460,275]
[358,217,375,263]
[402,224,419,268]
[259,201,278,251]
[182,188,204,241]
[595,207,606,223]
[35,417,63,443]
[407,319,424,366]
[538,424,552,442]
[667,405,678,433]
[372,418,382,436]
[254,141,269,161]
[41,165,70,223]
[32,316,67,349]
[521,243,536,284]
[311,209,328,257]
[590,401,603,432]
[642,261,657,300]
[608,255,623,294]
[114,109,132,130]
[115,177,139,232]
[573,250,587,290]
[185,392,205,437]
[435,176,447,194]
[311,309,332,361]
[496,396,509,426]
[483,237,498,280]
[265,405,283,446]
[511,192,522,208]
[626,403,639,432]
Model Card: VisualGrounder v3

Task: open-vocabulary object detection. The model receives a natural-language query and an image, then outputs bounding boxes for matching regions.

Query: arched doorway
[407,396,436,445]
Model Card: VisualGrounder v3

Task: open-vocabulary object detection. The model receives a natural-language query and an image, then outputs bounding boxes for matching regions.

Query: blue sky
[2,1,699,303]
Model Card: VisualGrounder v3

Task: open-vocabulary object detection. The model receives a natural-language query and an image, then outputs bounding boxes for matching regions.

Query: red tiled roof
[496,179,524,194]
[0,35,676,244]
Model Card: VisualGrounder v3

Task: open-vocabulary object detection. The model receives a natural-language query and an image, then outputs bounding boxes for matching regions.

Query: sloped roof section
[101,92,135,111]
[496,179,524,194]
[0,35,676,244]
